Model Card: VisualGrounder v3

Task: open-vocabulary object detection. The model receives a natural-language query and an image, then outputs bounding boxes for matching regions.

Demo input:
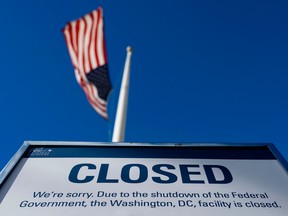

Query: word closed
[68,163,233,184]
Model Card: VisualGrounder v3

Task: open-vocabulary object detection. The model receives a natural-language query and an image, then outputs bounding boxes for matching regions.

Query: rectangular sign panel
[0,142,288,216]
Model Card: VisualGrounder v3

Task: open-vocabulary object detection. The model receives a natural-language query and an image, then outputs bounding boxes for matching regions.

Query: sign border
[1,141,288,187]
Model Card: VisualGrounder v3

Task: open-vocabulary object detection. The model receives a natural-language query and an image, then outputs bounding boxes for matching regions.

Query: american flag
[63,7,112,119]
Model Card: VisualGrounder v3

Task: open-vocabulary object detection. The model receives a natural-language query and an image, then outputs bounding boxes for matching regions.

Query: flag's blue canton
[86,64,112,101]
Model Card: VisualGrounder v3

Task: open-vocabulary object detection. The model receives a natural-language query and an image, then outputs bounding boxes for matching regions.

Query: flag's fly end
[63,7,112,119]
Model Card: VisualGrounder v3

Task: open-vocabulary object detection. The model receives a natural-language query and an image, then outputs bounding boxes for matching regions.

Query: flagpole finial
[126,46,133,53]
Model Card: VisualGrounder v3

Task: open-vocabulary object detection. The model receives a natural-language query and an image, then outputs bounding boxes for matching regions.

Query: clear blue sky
[1,0,288,170]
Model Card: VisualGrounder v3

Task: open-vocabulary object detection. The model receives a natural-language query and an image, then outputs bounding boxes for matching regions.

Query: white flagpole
[112,46,133,142]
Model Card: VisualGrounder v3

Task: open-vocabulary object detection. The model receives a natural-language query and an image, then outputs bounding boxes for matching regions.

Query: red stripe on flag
[87,13,94,72]
[94,8,101,68]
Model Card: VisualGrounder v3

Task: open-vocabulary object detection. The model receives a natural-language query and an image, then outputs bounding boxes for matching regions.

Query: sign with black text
[0,142,288,216]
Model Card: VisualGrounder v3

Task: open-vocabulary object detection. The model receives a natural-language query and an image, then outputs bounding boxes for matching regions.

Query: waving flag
[63,7,112,119]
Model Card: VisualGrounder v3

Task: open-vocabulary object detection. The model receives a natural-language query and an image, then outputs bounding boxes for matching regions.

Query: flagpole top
[126,46,133,53]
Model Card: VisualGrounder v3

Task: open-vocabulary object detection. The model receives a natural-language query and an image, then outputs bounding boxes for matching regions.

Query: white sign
[0,143,288,216]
